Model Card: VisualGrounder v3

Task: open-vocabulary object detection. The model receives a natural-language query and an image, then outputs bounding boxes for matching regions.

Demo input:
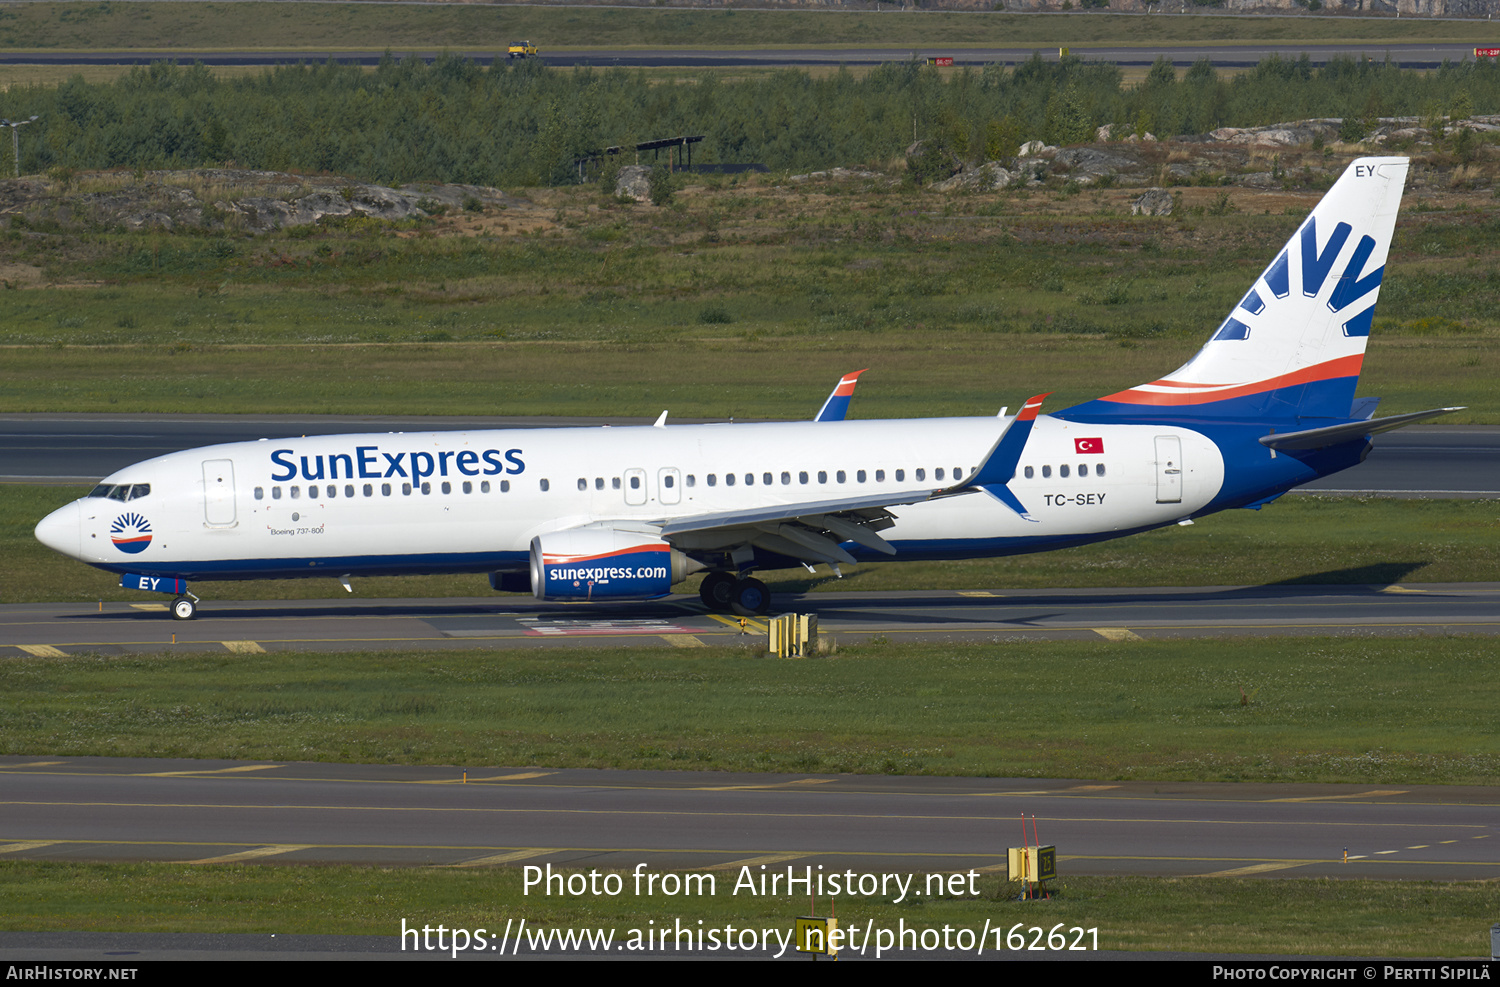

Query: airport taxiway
[1,756,1495,879]
[4,584,1500,657]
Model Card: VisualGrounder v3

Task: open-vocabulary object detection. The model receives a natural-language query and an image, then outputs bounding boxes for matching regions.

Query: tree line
[0,52,1494,187]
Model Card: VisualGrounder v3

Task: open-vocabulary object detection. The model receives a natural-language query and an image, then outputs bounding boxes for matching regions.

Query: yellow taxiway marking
[140,765,283,778]
[17,645,66,657]
[452,848,553,868]
[702,778,836,791]
[1201,862,1308,877]
[1381,585,1427,594]
[420,771,556,784]
[1093,628,1143,642]
[0,841,58,854]
[130,603,169,611]
[702,852,808,871]
[1271,790,1407,802]
[706,614,768,634]
[1063,785,1120,792]
[189,844,311,864]
[222,641,266,654]
[5,762,67,768]
[664,635,708,648]
[957,591,997,597]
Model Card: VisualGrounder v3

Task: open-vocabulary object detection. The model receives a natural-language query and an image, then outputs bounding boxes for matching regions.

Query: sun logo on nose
[110,512,152,554]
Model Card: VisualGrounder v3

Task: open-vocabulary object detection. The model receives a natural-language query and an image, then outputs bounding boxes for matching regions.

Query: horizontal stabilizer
[1259,407,1463,451]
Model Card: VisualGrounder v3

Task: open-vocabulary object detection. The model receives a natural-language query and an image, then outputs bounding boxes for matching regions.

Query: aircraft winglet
[814,369,869,422]
[930,392,1049,520]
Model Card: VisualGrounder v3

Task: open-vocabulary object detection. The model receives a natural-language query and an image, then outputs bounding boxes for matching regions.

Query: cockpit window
[87,483,151,501]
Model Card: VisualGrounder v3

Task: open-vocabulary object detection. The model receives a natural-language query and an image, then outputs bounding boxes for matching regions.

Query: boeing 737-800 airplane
[35,156,1457,620]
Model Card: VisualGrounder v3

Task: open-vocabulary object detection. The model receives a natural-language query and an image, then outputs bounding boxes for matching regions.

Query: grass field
[0,4,1482,55]
[5,638,1498,783]
[1,862,1494,957]
[4,164,1500,420]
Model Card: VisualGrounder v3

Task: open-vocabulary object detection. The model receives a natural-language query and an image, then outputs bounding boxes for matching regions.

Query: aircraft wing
[645,393,1052,567]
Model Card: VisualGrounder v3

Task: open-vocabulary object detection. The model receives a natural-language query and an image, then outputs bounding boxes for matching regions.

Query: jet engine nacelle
[530,529,703,601]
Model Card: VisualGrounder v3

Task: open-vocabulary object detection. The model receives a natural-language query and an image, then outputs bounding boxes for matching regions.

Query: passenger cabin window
[441,481,451,495]
[255,487,264,500]
[481,481,491,493]
[895,470,905,482]
[577,478,587,492]
[762,473,772,486]
[346,484,355,498]
[501,480,511,493]
[934,469,945,482]
[781,472,791,485]
[1059,465,1070,479]
[540,479,550,492]
[664,475,675,489]
[272,487,282,500]
[364,483,374,496]
[1097,464,1107,477]
[1042,465,1052,479]
[422,482,432,495]
[915,469,925,481]
[1024,466,1034,479]
[818,471,827,484]
[403,483,412,496]
[707,474,717,487]
[744,474,754,486]
[1079,464,1088,477]
[462,481,472,494]
[290,486,301,499]
[725,474,735,487]
[875,470,885,482]
[799,471,809,484]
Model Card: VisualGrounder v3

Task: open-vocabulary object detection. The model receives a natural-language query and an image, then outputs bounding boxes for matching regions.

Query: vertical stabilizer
[1062,157,1408,423]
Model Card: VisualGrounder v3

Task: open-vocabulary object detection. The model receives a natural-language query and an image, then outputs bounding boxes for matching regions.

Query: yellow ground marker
[957,591,997,597]
[189,845,311,864]
[17,645,66,657]
[664,635,708,648]
[452,848,553,868]
[1201,862,1308,877]
[1381,585,1427,594]
[222,641,266,654]
[1093,628,1143,641]
[0,842,59,855]
[702,852,807,871]
[130,603,169,611]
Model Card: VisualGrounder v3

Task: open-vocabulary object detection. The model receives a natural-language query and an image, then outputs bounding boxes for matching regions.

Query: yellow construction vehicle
[507,41,538,59]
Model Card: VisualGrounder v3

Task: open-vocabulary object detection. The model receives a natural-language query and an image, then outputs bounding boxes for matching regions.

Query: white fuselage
[40,415,1225,582]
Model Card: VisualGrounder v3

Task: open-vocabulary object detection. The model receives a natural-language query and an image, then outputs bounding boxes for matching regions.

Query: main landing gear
[171,594,199,620]
[698,571,771,617]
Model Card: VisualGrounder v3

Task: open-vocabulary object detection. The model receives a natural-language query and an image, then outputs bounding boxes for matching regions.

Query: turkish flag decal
[1074,437,1104,454]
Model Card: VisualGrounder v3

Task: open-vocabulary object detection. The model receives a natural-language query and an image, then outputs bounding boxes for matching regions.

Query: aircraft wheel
[699,571,737,612]
[730,577,770,617]
[171,596,197,621]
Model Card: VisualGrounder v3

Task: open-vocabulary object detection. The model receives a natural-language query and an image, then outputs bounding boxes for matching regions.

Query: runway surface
[4,415,1498,495]
[0,43,1482,70]
[2,755,1495,879]
[4,584,1499,657]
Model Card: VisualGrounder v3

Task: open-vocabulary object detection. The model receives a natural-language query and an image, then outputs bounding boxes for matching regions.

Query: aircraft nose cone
[34,501,81,560]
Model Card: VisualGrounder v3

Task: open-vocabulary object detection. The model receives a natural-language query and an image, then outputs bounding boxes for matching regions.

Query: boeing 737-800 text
[35,157,1456,619]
